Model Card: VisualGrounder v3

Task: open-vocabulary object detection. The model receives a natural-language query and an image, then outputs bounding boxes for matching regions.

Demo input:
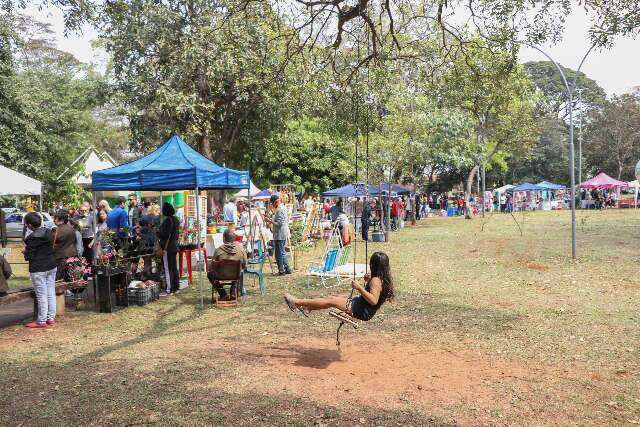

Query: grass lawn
[1,209,639,425]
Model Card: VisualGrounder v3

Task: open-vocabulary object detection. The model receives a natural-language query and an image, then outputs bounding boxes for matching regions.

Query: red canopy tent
[579,172,628,189]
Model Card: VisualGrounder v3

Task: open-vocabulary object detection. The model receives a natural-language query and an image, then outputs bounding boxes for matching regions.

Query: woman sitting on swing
[284,252,395,321]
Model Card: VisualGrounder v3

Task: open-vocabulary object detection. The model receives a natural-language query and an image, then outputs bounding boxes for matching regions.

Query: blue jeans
[32,268,57,323]
[273,240,290,273]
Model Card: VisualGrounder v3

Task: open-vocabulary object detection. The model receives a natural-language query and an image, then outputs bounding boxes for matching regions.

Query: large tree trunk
[199,134,213,160]
[465,165,479,219]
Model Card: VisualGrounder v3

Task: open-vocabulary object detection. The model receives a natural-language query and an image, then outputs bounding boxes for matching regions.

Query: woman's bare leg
[285,293,350,314]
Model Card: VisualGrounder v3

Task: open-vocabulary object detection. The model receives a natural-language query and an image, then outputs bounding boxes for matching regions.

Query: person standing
[128,193,141,227]
[329,199,343,223]
[107,196,129,236]
[322,199,330,220]
[265,194,292,275]
[74,202,95,265]
[361,200,372,241]
[53,211,78,281]
[303,195,314,214]
[96,209,108,238]
[23,212,57,328]
[158,203,180,294]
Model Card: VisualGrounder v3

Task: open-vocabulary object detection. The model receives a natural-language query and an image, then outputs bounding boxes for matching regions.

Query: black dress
[158,216,179,292]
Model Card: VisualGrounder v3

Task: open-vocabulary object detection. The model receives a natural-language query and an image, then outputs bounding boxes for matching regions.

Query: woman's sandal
[284,294,309,318]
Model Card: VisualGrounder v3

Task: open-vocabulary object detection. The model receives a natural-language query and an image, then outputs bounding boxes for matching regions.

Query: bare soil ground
[1,210,639,426]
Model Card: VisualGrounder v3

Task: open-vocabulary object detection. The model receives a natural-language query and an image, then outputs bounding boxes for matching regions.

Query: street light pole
[522,40,598,259]
[576,88,585,187]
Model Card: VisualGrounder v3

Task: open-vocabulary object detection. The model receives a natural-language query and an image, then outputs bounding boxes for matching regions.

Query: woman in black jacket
[158,203,180,294]
[24,212,58,328]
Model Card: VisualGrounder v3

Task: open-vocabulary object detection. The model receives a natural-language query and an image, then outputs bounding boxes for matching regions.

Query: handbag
[154,218,174,257]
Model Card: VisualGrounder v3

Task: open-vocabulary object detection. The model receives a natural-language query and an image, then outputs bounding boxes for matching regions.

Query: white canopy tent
[0,165,43,210]
[494,184,515,194]
[232,180,261,198]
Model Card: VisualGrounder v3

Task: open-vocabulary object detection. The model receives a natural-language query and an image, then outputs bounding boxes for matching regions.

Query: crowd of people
[8,193,189,328]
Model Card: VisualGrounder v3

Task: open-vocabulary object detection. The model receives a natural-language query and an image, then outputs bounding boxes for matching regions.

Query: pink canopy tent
[579,172,628,189]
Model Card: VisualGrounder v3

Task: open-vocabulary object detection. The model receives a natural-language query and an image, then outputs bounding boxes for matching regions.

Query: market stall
[92,134,250,307]
[536,181,566,210]
[579,172,628,209]
[509,183,545,211]
[0,165,43,211]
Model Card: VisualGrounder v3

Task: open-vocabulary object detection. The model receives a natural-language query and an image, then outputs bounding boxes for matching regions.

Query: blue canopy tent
[92,135,250,308]
[252,189,272,200]
[321,183,377,198]
[510,182,545,192]
[376,183,412,195]
[537,181,566,190]
[537,181,566,202]
[92,135,249,191]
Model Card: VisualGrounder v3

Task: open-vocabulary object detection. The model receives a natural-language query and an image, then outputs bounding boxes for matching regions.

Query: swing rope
[334,24,371,350]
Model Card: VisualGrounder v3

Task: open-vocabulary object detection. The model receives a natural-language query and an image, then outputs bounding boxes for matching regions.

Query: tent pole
[92,191,97,269]
[196,187,204,308]
[248,192,253,257]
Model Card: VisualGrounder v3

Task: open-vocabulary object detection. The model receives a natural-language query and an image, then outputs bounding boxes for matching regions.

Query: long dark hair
[369,251,394,302]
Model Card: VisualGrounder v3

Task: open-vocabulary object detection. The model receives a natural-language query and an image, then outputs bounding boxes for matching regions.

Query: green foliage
[252,118,354,194]
[0,15,128,208]
[584,94,640,180]
[101,0,306,167]
[432,40,543,193]
[523,61,607,118]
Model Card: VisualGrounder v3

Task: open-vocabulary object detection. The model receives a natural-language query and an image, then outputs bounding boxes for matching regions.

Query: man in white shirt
[303,196,314,214]
[223,200,238,225]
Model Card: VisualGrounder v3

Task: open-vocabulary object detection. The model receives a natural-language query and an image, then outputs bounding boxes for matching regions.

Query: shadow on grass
[0,358,455,426]
[388,294,522,335]
[69,291,205,365]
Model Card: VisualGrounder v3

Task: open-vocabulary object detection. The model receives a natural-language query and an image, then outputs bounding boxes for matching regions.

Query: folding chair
[209,259,243,307]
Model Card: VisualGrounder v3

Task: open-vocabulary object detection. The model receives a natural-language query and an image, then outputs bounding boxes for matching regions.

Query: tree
[584,94,640,180]
[0,15,128,207]
[251,118,354,193]
[100,0,307,167]
[434,41,542,217]
[498,117,569,185]
[0,17,28,171]
[523,61,607,119]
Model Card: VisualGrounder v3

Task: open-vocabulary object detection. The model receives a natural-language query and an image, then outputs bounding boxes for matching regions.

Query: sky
[27,4,640,96]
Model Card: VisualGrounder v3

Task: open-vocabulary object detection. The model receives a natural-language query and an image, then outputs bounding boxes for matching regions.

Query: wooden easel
[248,212,276,274]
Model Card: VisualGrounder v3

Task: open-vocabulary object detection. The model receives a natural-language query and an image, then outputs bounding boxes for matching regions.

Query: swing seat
[329,309,358,328]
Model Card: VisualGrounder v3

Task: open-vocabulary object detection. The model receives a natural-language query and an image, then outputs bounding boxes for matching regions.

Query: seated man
[207,229,247,300]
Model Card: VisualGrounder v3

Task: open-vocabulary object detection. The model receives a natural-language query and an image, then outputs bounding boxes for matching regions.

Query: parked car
[1,207,17,214]
[5,212,54,238]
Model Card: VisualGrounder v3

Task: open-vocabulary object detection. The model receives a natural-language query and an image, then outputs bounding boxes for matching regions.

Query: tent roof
[233,181,261,198]
[537,180,566,190]
[511,182,545,192]
[0,165,41,196]
[494,184,514,193]
[377,183,412,195]
[321,183,377,197]
[252,189,272,200]
[580,172,628,189]
[627,180,639,188]
[92,135,249,191]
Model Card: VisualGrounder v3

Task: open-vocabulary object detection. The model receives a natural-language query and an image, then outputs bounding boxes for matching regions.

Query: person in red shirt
[391,198,399,229]
[322,199,330,219]
[457,195,465,215]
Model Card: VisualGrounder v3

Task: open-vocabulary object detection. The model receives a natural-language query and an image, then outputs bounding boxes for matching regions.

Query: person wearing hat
[264,194,292,275]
